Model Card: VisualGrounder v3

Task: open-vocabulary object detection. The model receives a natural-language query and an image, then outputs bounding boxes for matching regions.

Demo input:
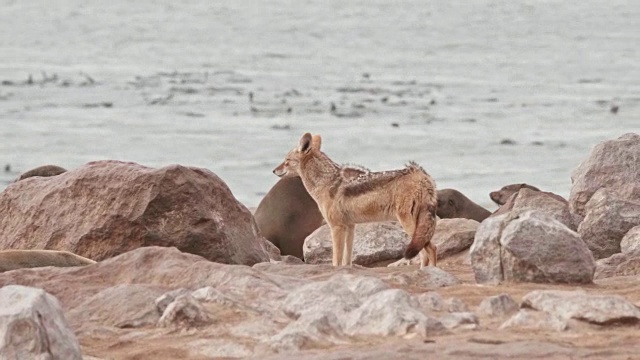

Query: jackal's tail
[403,204,437,260]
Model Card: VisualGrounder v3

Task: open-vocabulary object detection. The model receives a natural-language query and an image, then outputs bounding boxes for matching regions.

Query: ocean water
[0,0,638,209]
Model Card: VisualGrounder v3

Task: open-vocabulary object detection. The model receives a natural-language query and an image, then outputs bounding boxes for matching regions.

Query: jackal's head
[273,132,322,177]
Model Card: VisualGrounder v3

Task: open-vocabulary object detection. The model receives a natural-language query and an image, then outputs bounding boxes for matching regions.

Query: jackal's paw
[387,257,418,267]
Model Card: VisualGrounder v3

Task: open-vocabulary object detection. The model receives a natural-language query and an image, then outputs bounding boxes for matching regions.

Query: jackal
[273,132,438,268]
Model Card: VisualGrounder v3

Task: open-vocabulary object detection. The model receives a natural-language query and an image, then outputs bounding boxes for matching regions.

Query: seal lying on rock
[490,183,540,205]
[437,189,491,222]
[0,250,96,273]
[17,165,67,181]
[254,176,324,260]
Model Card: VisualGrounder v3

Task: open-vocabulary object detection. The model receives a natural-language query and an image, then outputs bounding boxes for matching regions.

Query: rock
[303,222,409,265]
[282,274,388,319]
[597,252,640,279]
[569,133,640,216]
[385,267,460,288]
[414,292,445,312]
[261,236,283,261]
[432,218,479,259]
[470,210,595,284]
[158,294,211,328]
[0,285,82,360]
[620,226,640,256]
[267,312,346,352]
[68,284,165,330]
[446,297,469,313]
[344,289,447,337]
[477,294,519,317]
[500,309,568,331]
[387,220,478,267]
[439,312,479,330]
[492,188,577,230]
[0,160,269,265]
[155,288,190,313]
[521,290,640,325]
[578,188,640,259]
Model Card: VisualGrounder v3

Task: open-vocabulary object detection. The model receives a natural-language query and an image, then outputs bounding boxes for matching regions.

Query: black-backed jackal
[273,133,438,268]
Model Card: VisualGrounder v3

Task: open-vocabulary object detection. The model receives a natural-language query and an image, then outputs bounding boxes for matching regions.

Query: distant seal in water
[0,250,96,273]
[254,176,324,260]
[17,165,67,181]
[436,188,491,223]
[489,183,540,205]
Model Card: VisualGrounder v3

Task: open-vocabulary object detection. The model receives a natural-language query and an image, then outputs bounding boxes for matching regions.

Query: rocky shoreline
[0,133,639,359]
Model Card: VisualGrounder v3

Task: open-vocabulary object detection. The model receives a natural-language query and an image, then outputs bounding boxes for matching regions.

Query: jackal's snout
[273,162,287,177]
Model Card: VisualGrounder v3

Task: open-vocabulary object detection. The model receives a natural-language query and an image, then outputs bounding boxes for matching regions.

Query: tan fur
[273,132,438,268]
[0,250,96,273]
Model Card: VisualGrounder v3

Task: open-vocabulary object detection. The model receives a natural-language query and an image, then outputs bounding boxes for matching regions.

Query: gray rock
[386,266,460,288]
[621,225,640,256]
[0,285,82,360]
[414,292,445,312]
[445,297,469,313]
[267,312,346,352]
[493,188,576,230]
[158,294,211,328]
[68,284,164,329]
[477,294,519,317]
[344,289,447,337]
[155,288,190,313]
[569,132,640,216]
[595,253,640,279]
[303,222,409,265]
[432,218,479,259]
[521,290,640,325]
[281,274,388,319]
[439,312,479,330]
[470,210,595,284]
[578,188,640,259]
[500,309,568,331]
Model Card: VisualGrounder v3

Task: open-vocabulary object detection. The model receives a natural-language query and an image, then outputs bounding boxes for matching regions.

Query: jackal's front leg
[329,225,347,266]
[342,225,356,266]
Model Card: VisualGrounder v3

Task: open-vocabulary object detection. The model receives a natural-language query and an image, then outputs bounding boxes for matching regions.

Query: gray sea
[1,0,638,209]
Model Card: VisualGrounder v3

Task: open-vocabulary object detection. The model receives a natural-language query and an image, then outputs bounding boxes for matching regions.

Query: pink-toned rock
[594,253,640,279]
[569,133,640,216]
[492,189,576,230]
[0,160,269,265]
[621,226,640,256]
[578,188,640,259]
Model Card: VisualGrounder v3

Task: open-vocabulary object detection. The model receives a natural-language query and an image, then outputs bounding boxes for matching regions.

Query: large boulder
[0,160,269,265]
[577,188,640,259]
[431,218,479,259]
[0,285,82,360]
[569,133,640,216]
[492,188,578,230]
[470,210,595,284]
[303,222,409,265]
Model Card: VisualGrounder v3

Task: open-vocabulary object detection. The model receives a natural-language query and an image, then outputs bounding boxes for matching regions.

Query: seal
[0,250,96,273]
[254,176,324,260]
[489,183,540,206]
[17,165,67,181]
[437,188,491,222]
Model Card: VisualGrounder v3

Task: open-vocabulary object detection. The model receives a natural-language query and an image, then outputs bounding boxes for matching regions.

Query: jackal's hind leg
[342,225,355,266]
[329,224,347,266]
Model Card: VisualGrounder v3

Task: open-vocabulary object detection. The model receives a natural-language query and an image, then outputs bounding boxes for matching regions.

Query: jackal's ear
[298,133,312,153]
[311,135,322,150]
